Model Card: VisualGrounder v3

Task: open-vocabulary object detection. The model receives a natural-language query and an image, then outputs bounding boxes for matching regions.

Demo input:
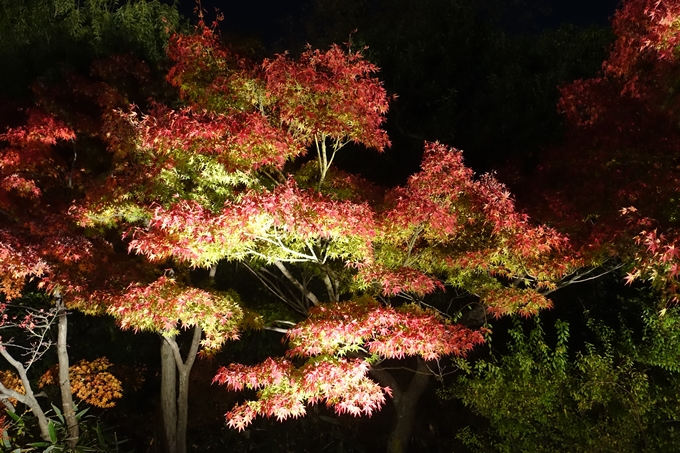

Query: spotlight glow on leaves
[39,358,123,409]
[362,142,577,317]
[215,298,484,430]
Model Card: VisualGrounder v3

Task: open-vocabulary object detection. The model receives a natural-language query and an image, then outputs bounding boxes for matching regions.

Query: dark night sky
[173,0,307,42]
[171,0,623,43]
[544,0,621,27]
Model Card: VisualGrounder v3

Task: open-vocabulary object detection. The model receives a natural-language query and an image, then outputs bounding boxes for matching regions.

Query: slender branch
[68,141,77,188]
[247,250,314,263]
[318,259,340,302]
[249,230,324,264]
[248,234,318,261]
[263,266,311,305]
[316,133,330,190]
[314,134,325,189]
[261,169,280,186]
[404,225,424,267]
[412,358,434,387]
[319,260,340,301]
[314,134,323,168]
[0,206,14,219]
[0,306,57,371]
[25,310,58,371]
[273,259,320,307]
[417,300,449,318]
[396,292,422,304]
[325,138,349,175]
[242,262,308,314]
[321,136,328,171]
[375,364,462,378]
[263,326,289,334]
[542,263,624,296]
[181,325,202,373]
[0,394,15,412]
[570,264,624,284]
[0,353,29,407]
[304,241,319,262]
[0,346,51,440]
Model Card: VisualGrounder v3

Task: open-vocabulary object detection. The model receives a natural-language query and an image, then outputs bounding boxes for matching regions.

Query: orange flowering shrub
[0,370,25,407]
[39,358,122,408]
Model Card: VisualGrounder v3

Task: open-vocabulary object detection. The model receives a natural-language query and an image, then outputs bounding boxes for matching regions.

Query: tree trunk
[176,326,201,453]
[161,335,178,453]
[160,325,203,453]
[0,349,51,441]
[371,358,432,453]
[56,297,79,448]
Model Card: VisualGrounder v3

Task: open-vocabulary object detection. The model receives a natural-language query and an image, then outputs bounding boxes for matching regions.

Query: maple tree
[74,19,474,453]
[2,2,651,451]
[77,17,391,314]
[212,141,588,453]
[0,52,192,447]
[68,17,604,452]
[440,3,680,448]
[0,2,184,448]
[516,0,680,274]
[495,0,680,313]
[604,0,680,304]
[61,17,391,453]
[0,107,92,446]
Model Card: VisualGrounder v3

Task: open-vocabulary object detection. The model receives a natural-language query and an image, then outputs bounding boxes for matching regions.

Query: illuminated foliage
[0,109,83,299]
[39,358,123,409]
[0,8,621,451]
[526,0,680,266]
[102,276,242,353]
[215,298,484,430]
[126,179,376,269]
[363,142,580,317]
[0,371,25,407]
[523,0,680,304]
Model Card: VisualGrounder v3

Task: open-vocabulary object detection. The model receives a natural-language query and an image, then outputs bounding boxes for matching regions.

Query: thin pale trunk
[161,336,178,453]
[175,326,201,453]
[161,325,203,453]
[371,358,431,453]
[315,134,328,190]
[161,267,212,453]
[56,298,79,447]
[0,349,50,440]
[315,134,344,190]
